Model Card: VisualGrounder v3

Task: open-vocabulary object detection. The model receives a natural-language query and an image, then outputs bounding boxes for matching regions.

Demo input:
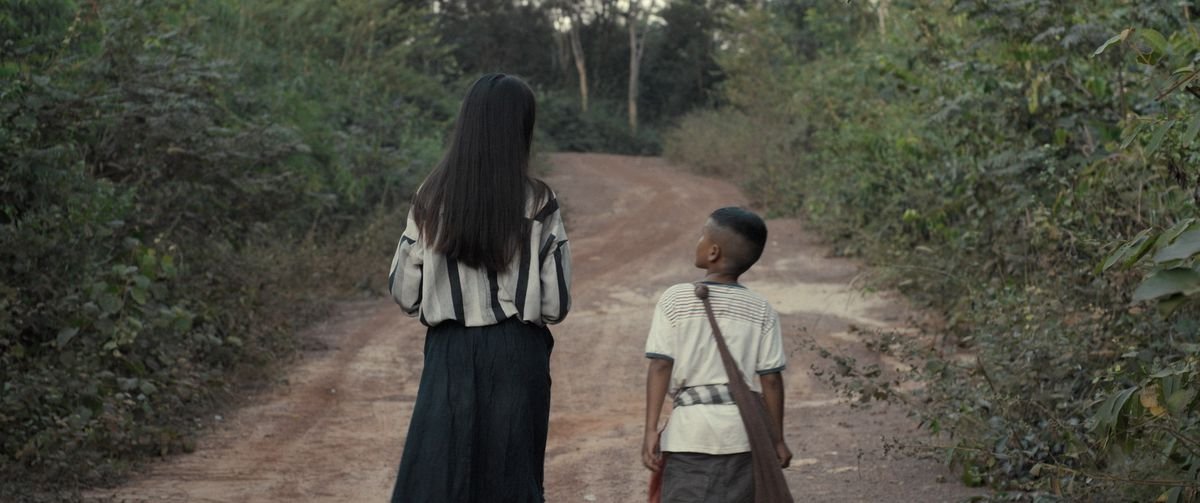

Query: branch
[1040,463,1200,489]
[1156,68,1200,101]
[1145,423,1200,457]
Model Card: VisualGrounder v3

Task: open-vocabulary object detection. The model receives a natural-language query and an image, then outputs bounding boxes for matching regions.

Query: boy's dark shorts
[662,451,753,503]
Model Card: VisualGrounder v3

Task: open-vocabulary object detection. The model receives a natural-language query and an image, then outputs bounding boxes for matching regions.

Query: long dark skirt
[391,318,554,503]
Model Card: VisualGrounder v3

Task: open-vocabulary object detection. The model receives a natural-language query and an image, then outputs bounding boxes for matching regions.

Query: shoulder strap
[693,283,779,445]
[694,283,794,503]
[695,284,750,394]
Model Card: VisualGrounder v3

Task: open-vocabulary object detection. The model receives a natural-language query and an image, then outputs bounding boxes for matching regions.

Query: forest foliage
[666,0,1200,499]
[1,0,454,496]
[0,0,729,497]
[16,0,1200,500]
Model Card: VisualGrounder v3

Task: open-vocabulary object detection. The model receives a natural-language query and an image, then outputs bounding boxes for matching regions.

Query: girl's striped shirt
[388,192,571,327]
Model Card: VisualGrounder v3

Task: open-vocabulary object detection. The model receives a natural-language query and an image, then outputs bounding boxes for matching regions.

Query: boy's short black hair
[709,207,768,274]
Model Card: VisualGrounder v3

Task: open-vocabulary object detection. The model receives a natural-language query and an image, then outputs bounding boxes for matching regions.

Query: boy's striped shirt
[644,282,786,455]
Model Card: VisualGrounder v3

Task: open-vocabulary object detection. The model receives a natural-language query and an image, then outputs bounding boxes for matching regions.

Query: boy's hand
[775,441,793,468]
[642,432,663,471]
[643,358,672,472]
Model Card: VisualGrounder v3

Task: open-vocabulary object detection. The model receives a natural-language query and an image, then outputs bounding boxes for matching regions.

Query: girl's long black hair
[412,74,550,272]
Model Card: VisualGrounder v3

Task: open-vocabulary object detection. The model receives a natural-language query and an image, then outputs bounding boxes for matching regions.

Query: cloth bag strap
[694,283,793,503]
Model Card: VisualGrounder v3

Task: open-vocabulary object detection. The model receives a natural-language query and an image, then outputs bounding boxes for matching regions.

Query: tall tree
[552,13,574,83]
[641,0,727,121]
[568,9,590,112]
[431,0,560,85]
[872,0,889,36]
[625,0,656,132]
[546,0,593,112]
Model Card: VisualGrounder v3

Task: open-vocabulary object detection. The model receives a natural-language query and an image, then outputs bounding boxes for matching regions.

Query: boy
[642,207,792,502]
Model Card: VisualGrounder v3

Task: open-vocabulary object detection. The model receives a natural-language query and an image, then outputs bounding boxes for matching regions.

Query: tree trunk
[553,28,571,83]
[875,0,890,36]
[627,12,639,133]
[626,1,649,133]
[569,15,589,113]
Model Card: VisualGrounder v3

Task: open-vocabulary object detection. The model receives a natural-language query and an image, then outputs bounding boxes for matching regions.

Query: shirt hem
[660,444,752,455]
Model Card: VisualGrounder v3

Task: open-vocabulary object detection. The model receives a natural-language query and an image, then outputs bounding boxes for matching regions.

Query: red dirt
[90,153,982,502]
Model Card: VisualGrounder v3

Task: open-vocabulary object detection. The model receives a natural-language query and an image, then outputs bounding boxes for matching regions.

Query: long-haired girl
[388,73,571,502]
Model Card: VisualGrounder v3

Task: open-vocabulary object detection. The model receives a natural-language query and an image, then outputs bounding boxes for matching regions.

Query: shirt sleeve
[644,292,675,361]
[755,306,786,375]
[538,196,572,325]
[388,209,423,317]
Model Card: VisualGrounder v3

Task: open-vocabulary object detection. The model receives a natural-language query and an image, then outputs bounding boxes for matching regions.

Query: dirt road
[93,154,980,502]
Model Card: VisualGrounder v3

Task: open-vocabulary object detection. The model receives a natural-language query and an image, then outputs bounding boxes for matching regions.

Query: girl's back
[389,181,570,327]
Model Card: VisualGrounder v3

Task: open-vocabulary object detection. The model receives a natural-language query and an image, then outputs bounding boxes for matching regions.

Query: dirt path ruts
[92,153,980,502]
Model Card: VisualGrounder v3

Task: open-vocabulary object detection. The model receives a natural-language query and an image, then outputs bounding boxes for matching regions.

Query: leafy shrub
[538,92,661,155]
[667,0,1200,498]
[0,0,445,497]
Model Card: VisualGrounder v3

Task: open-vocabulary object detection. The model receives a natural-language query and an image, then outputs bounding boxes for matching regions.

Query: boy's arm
[760,372,792,468]
[642,358,673,471]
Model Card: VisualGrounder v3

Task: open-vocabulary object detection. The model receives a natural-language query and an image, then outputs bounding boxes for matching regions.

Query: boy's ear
[708,243,721,263]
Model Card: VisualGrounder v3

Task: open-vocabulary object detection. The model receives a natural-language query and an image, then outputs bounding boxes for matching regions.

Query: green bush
[538,92,661,155]
[0,0,446,497]
[663,108,806,215]
[667,0,1200,498]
